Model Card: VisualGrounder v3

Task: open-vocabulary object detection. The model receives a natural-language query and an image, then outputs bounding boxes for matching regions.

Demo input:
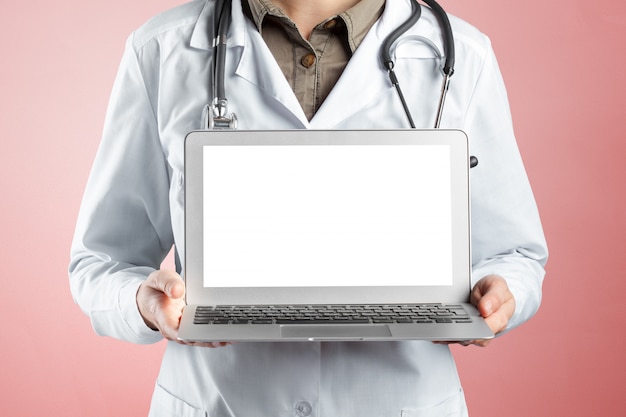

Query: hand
[466,274,516,347]
[434,274,515,348]
[136,270,230,348]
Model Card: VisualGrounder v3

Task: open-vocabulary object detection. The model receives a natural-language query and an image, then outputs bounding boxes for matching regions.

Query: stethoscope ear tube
[380,1,421,71]
[421,0,455,76]
[380,0,421,128]
[381,0,455,129]
[426,0,454,129]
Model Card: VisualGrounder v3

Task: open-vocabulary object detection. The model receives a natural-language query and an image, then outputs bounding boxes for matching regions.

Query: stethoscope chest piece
[203,99,238,130]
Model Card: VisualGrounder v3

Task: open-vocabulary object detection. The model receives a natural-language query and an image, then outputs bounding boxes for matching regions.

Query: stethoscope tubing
[213,0,231,102]
[380,0,422,128]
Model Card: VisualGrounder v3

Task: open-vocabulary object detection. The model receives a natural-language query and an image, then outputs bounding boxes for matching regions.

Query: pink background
[1,0,624,415]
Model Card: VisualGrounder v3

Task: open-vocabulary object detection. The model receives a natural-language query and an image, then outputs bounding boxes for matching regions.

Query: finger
[433,339,489,347]
[465,338,492,348]
[182,341,234,348]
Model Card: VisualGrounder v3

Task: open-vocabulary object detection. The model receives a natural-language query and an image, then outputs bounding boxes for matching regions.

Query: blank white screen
[203,145,452,287]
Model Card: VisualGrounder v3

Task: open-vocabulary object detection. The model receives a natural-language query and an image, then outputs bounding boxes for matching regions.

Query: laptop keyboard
[193,304,472,325]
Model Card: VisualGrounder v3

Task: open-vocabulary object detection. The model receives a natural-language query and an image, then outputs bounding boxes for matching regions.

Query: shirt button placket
[295,401,312,417]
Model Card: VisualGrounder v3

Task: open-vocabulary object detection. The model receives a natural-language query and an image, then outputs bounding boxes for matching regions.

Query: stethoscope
[205,0,477,167]
[206,0,453,130]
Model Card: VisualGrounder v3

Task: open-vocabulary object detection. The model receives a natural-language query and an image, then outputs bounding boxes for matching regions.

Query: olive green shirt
[243,0,385,120]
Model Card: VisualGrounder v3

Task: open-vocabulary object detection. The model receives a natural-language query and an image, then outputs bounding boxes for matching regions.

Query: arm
[462,37,548,343]
[69,36,172,344]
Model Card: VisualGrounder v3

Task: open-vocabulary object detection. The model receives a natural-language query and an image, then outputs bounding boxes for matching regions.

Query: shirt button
[295,401,312,417]
[323,19,338,30]
[301,53,316,68]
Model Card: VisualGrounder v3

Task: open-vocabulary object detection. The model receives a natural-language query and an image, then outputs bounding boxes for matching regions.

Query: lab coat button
[295,401,312,416]
[301,54,316,68]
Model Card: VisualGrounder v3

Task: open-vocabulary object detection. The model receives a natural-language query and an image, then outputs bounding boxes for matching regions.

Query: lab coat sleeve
[69,35,172,344]
[463,39,548,332]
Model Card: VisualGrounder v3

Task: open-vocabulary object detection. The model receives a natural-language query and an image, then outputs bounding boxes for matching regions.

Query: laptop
[178,129,494,342]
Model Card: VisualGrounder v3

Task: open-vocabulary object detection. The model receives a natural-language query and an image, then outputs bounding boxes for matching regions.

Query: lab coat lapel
[232,0,309,127]
[189,0,213,50]
[234,30,310,128]
[191,0,309,127]
[310,0,413,128]
[309,24,389,128]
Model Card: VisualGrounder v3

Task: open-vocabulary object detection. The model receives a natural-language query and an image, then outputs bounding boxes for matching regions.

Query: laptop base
[178,303,494,342]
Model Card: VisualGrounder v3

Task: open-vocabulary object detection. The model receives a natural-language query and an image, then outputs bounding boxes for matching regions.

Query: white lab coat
[69,0,548,416]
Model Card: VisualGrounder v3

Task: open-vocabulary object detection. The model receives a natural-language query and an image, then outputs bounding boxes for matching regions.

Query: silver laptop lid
[184,129,470,306]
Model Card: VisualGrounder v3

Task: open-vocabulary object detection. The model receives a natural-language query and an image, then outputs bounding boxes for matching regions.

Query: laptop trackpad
[281,324,392,340]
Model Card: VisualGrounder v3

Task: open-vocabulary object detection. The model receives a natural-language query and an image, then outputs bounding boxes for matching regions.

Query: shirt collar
[243,0,385,52]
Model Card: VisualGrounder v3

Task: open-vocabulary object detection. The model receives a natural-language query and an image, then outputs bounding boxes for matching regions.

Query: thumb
[477,292,497,317]
[471,275,505,317]
[147,270,185,299]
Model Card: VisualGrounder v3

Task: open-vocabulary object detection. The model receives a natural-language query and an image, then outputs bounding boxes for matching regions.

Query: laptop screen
[202,144,453,288]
